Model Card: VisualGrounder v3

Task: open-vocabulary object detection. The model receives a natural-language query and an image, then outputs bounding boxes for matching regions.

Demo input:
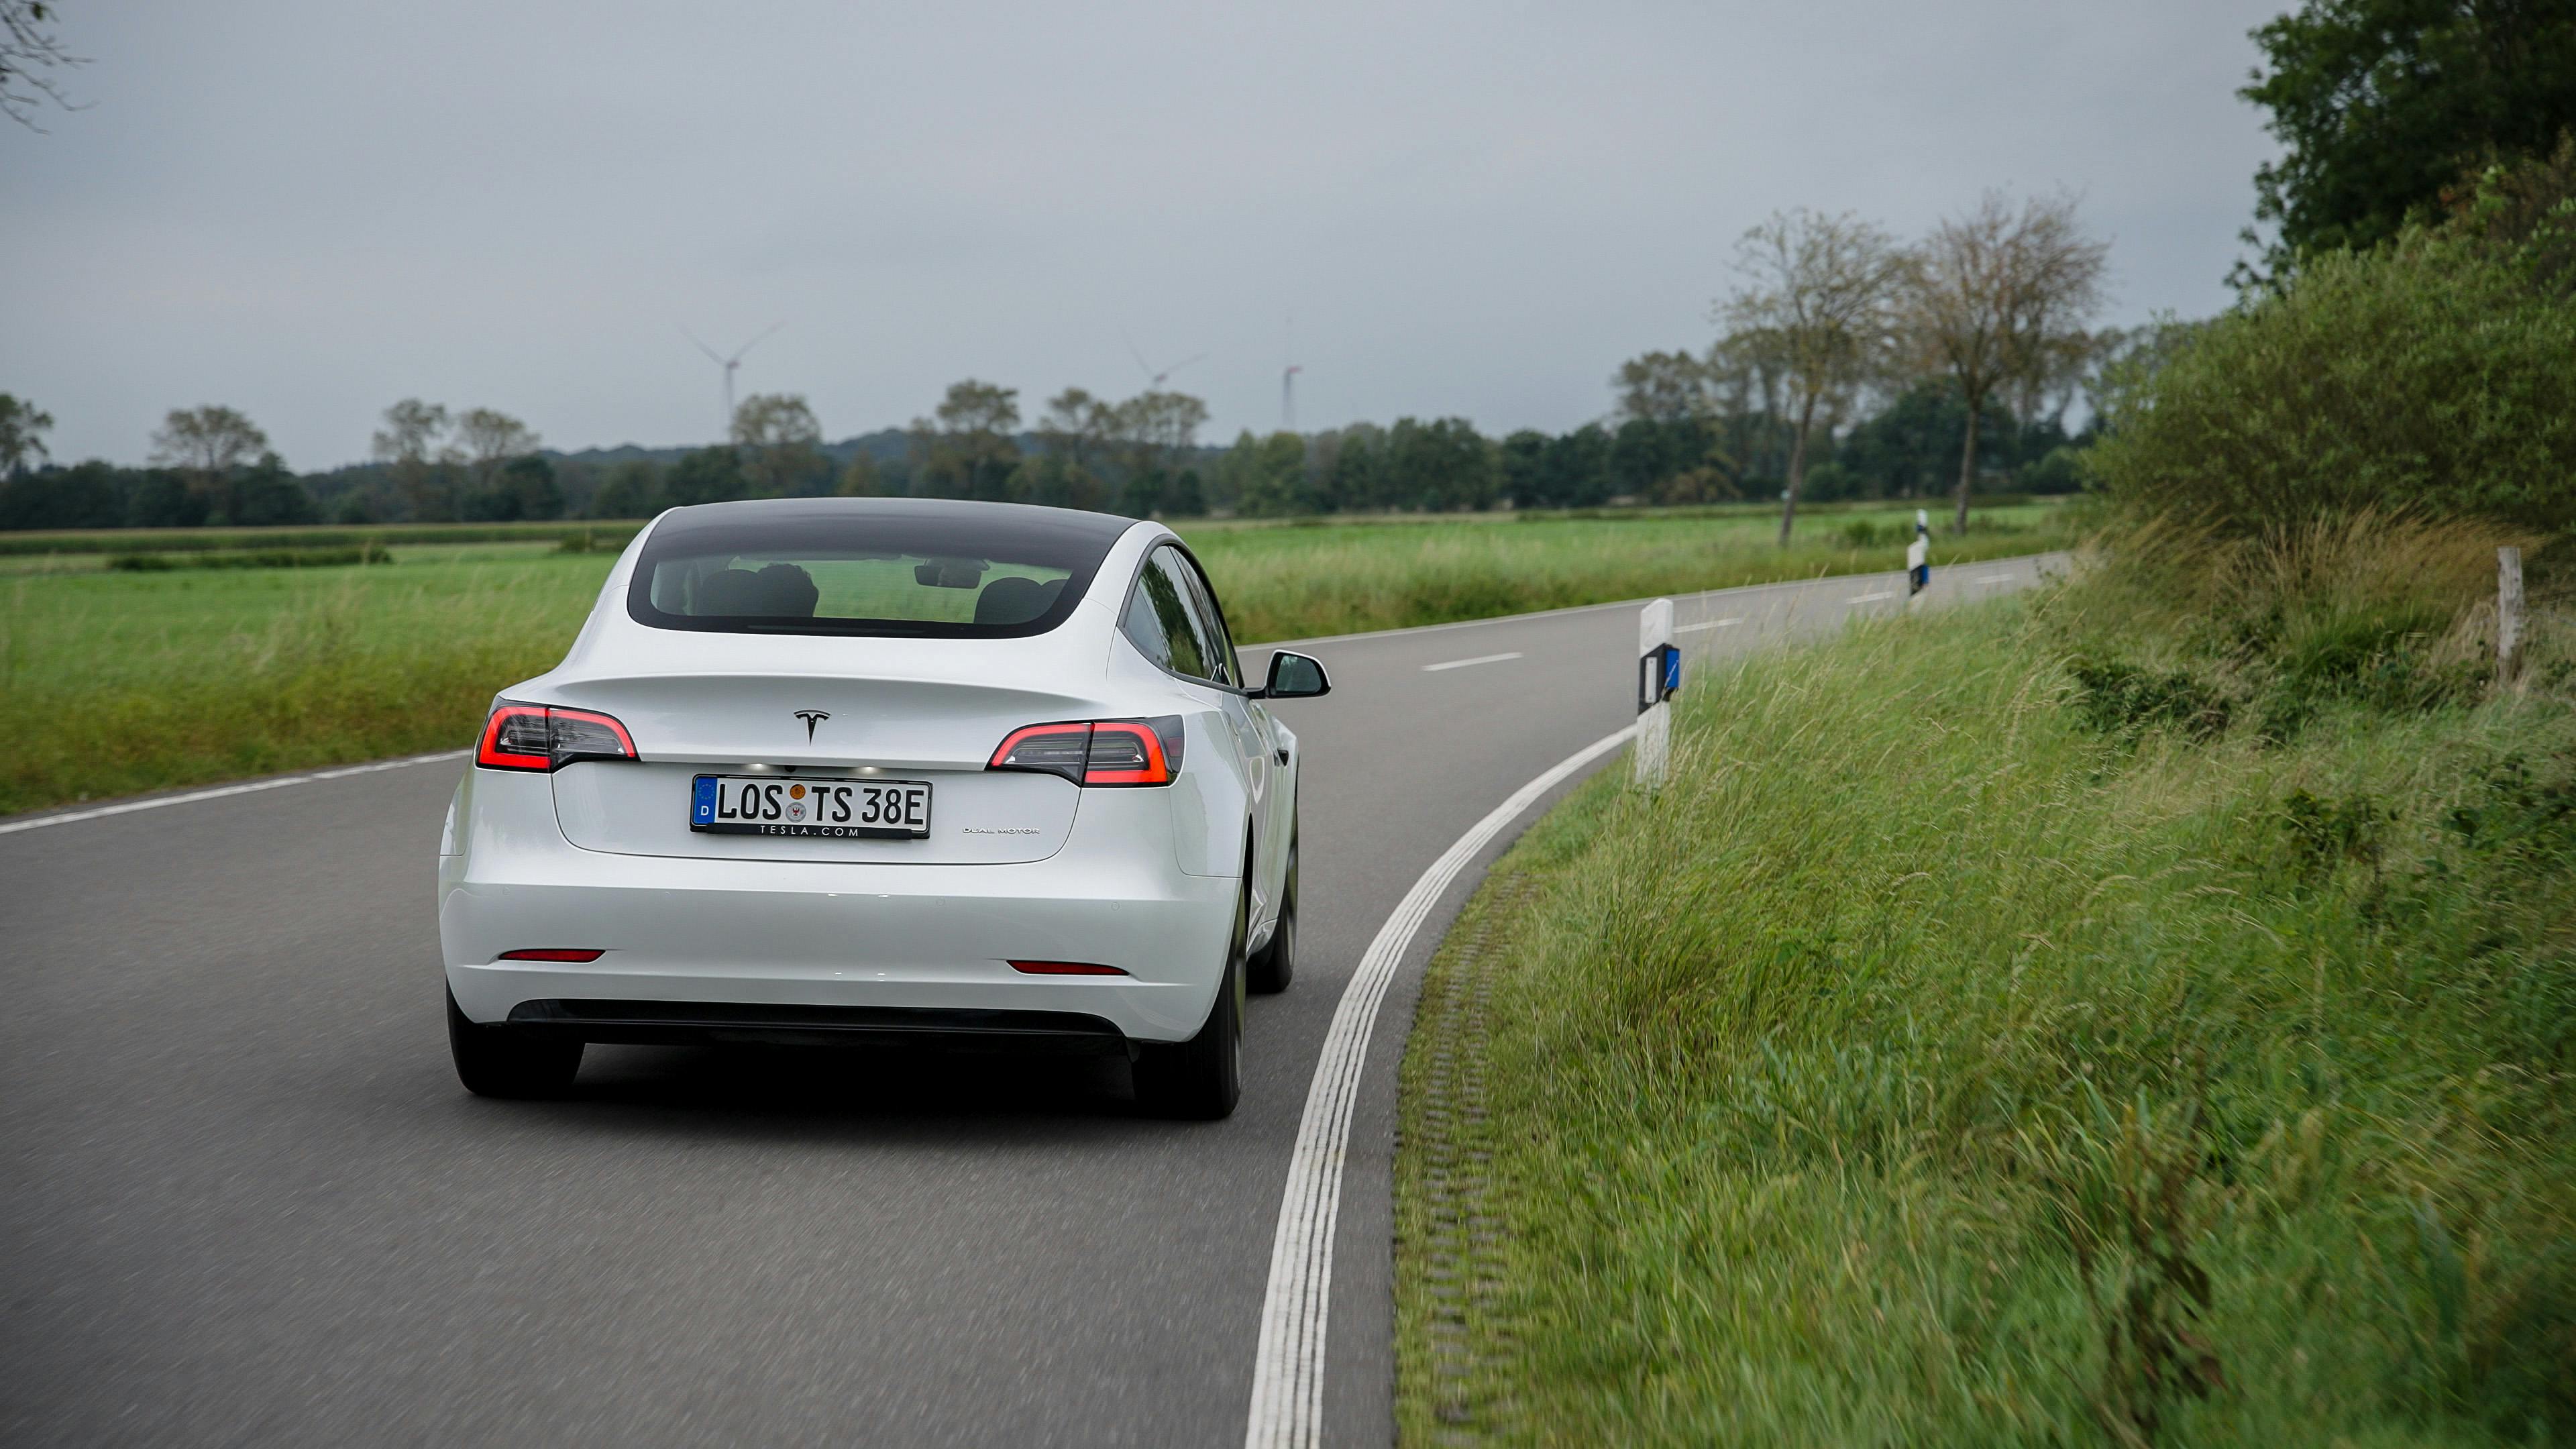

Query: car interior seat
[973,575,1065,627]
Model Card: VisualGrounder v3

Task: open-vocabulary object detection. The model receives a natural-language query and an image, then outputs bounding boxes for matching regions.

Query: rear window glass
[627,498,1132,638]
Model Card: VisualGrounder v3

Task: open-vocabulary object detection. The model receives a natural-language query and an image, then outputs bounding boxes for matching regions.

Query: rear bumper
[439,770,1237,1044]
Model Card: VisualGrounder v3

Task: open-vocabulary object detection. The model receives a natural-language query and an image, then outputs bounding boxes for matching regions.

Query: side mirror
[1258,650,1332,700]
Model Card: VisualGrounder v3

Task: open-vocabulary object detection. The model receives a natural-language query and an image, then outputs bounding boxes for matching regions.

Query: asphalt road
[1,554,2059,1446]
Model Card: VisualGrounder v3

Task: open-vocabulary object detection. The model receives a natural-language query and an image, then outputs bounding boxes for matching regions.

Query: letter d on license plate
[690,774,932,839]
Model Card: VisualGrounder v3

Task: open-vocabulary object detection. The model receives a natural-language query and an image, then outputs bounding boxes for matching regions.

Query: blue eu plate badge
[692,775,717,826]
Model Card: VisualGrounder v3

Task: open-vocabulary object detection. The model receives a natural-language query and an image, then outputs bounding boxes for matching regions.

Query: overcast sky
[7,1,2286,469]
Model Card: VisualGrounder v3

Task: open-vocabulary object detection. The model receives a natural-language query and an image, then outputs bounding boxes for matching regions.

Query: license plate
[690,774,931,839]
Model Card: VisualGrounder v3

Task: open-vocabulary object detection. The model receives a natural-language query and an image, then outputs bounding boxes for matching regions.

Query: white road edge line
[1243,722,1636,1449]
[1675,616,1741,633]
[1978,574,2014,586]
[1420,651,1523,673]
[1845,589,1898,603]
[0,751,471,837]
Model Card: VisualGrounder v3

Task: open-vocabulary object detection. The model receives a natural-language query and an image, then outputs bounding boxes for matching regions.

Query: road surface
[1,555,2058,1446]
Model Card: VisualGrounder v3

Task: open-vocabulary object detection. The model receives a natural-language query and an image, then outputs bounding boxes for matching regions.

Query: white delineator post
[1634,597,1678,787]
[2499,545,2526,690]
[1905,508,1930,610]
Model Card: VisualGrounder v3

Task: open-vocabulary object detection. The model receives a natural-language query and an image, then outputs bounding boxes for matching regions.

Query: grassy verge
[1397,554,2575,1444]
[0,501,2067,814]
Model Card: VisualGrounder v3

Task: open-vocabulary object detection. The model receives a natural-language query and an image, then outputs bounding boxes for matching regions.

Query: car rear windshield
[626,499,1133,639]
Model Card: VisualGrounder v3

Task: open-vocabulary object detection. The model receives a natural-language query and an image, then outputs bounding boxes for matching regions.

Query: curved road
[1,556,2055,1446]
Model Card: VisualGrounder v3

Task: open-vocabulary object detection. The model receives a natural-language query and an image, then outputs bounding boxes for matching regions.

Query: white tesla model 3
[437,498,1330,1118]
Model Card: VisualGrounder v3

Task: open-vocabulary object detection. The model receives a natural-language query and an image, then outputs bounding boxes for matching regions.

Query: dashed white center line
[1846,590,1897,604]
[1421,651,1523,673]
[1978,574,2014,586]
[1676,617,1742,633]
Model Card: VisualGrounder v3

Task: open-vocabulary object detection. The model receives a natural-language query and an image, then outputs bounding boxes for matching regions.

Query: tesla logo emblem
[794,710,830,742]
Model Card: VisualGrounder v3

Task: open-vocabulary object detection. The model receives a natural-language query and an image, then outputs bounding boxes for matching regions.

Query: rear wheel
[447,989,582,1098]
[1134,888,1246,1120]
[1246,824,1297,994]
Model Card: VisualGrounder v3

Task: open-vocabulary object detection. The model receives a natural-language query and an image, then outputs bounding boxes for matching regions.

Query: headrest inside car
[973,575,1065,627]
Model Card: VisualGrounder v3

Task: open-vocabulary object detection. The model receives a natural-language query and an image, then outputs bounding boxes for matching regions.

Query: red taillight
[498,948,606,963]
[476,703,638,772]
[1081,721,1170,786]
[989,722,1095,782]
[987,716,1181,787]
[1008,960,1129,975]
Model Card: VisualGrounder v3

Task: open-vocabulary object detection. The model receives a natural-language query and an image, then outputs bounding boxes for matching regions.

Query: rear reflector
[476,703,639,772]
[987,716,1182,786]
[498,949,606,963]
[1008,960,1129,975]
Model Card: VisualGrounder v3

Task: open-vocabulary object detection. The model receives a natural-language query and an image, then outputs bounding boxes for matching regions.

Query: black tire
[1134,887,1246,1120]
[1246,822,1296,995]
[447,989,582,1099]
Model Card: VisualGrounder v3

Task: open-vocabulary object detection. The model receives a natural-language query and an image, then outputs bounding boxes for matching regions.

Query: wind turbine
[1121,330,1206,389]
[683,321,786,439]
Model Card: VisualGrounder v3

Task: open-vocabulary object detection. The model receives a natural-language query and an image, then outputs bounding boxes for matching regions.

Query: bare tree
[372,398,453,522]
[151,405,270,506]
[1036,388,1116,474]
[1112,389,1210,474]
[731,392,824,496]
[1717,211,1907,544]
[453,407,540,503]
[1611,350,1713,423]
[0,392,54,473]
[912,380,1022,500]
[371,399,448,460]
[1707,326,1793,484]
[2,1,83,131]
[1902,191,2110,533]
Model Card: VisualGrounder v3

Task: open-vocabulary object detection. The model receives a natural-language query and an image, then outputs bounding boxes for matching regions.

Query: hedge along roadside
[109,544,394,571]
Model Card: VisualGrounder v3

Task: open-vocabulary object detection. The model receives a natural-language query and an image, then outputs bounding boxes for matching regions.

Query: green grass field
[0,502,2070,814]
[1182,500,2062,639]
[1393,570,2575,1444]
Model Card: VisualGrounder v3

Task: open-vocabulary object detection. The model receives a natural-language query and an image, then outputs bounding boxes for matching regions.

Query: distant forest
[0,370,2094,533]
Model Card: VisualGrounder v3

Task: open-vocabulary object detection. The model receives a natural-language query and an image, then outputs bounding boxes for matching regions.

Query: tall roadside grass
[0,504,2065,815]
[1398,525,2575,1444]
[0,557,613,813]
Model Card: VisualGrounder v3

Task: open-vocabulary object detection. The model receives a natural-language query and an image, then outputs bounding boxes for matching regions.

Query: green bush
[2069,659,2232,740]
[2018,444,2090,495]
[2089,231,2576,534]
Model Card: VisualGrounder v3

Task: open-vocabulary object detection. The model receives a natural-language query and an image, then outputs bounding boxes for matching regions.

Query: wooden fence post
[2498,546,2525,690]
